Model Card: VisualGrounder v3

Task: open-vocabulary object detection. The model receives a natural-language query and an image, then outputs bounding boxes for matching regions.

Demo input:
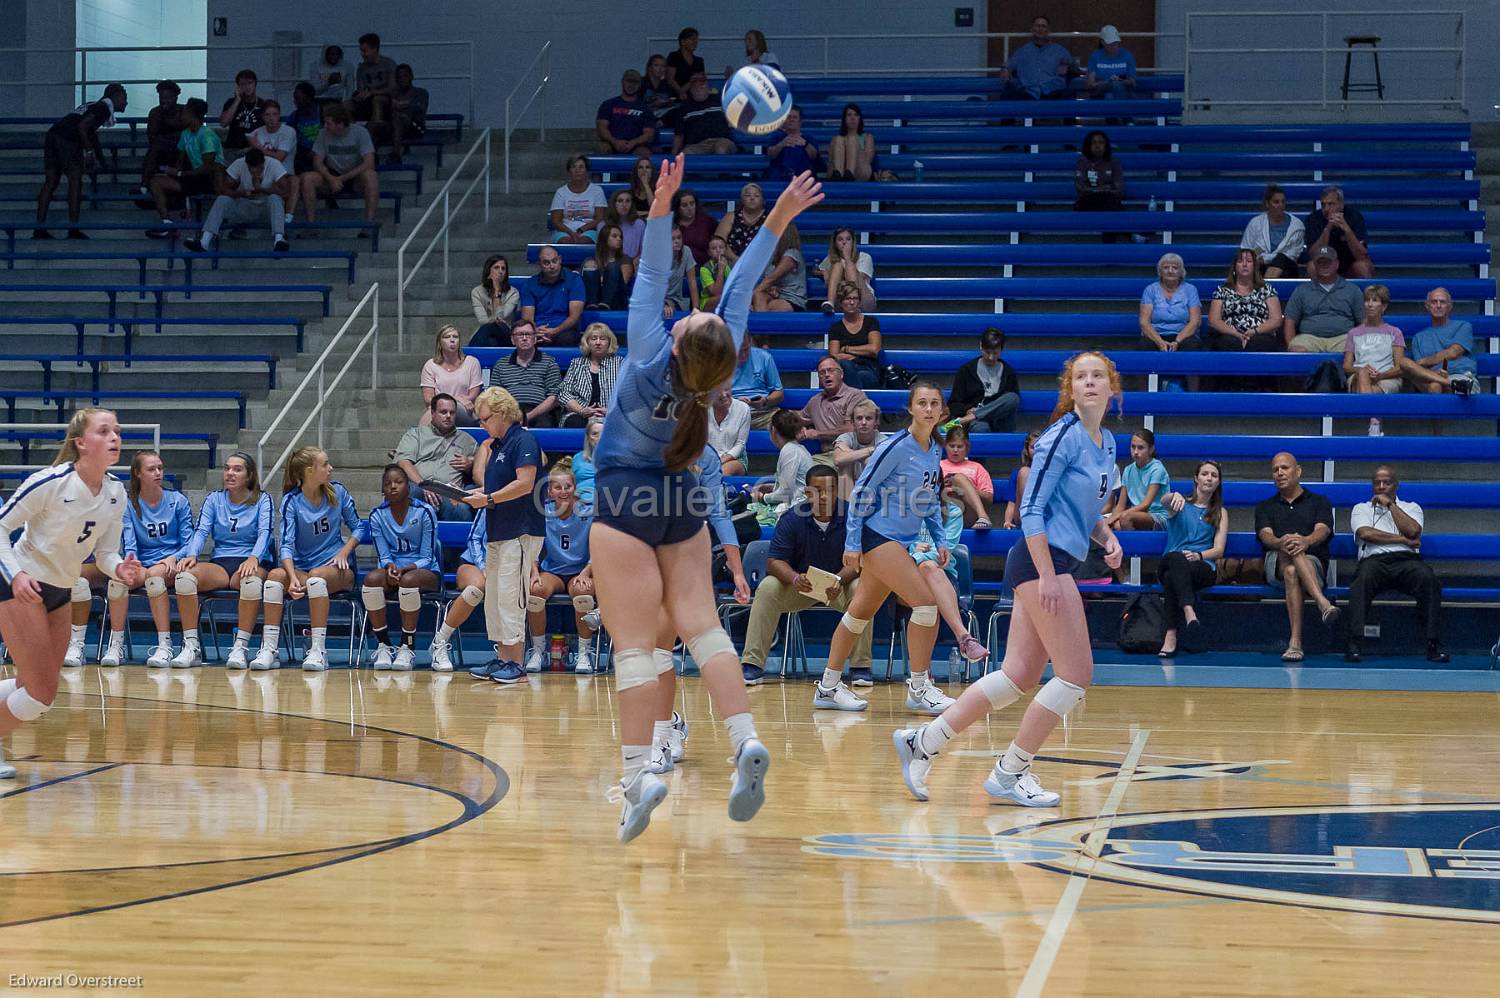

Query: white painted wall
[77,0,207,103]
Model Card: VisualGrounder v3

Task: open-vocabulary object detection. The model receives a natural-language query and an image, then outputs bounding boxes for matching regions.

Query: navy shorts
[0,575,73,613]
[593,467,711,548]
[1003,540,1082,590]
[859,524,903,553]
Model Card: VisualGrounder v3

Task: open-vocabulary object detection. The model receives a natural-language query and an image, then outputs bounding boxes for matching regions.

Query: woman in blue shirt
[362,464,440,671]
[1106,428,1170,532]
[175,451,274,671]
[99,451,194,667]
[1156,460,1228,657]
[1138,252,1203,353]
[525,460,597,675]
[894,352,1124,810]
[255,446,360,672]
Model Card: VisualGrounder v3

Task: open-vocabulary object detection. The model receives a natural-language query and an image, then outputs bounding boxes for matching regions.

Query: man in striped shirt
[487,321,562,427]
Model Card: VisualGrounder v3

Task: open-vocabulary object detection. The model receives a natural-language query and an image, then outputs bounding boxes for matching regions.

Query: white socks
[233,628,251,648]
[182,628,199,646]
[1000,741,1035,776]
[919,716,956,756]
[820,668,843,689]
[69,624,86,645]
[107,630,126,648]
[436,622,456,644]
[724,712,757,754]
[909,670,930,688]
[531,635,547,652]
[622,745,650,783]
[261,624,280,650]
[652,719,673,748]
[310,626,327,651]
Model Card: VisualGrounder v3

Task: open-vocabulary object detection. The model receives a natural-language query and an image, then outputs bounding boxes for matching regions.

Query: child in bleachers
[428,516,487,673]
[1107,428,1170,531]
[697,235,731,310]
[362,465,441,671]
[526,460,598,674]
[573,416,603,501]
[939,425,994,529]
[752,409,814,512]
[1002,430,1041,529]
[909,475,989,663]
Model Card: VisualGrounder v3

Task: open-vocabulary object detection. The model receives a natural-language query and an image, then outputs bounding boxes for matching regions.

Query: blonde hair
[851,398,880,419]
[583,415,605,459]
[582,321,619,357]
[1049,351,1123,425]
[53,407,113,465]
[283,445,335,508]
[475,386,522,425]
[432,323,464,363]
[549,456,576,481]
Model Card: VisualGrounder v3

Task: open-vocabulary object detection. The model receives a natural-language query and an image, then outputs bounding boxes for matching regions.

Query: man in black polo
[741,466,871,686]
[1255,452,1338,662]
[1345,465,1449,663]
[669,72,736,156]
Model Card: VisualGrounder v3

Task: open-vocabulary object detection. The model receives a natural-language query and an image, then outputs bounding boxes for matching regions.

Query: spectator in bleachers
[799,354,869,444]
[1002,430,1042,528]
[36,82,127,240]
[999,16,1073,99]
[550,154,606,244]
[1074,130,1126,243]
[351,33,399,141]
[301,103,380,225]
[666,225,700,315]
[1344,284,1419,437]
[183,148,290,254]
[146,98,223,239]
[751,224,808,312]
[716,182,767,262]
[604,189,645,260]
[752,409,814,510]
[733,334,785,429]
[314,44,353,102]
[1284,246,1363,353]
[666,28,705,99]
[1302,185,1373,278]
[1406,286,1476,396]
[488,321,562,427]
[219,69,268,151]
[728,30,780,76]
[643,54,675,116]
[949,327,1021,433]
[741,465,872,685]
[1255,452,1337,663]
[596,69,657,158]
[672,188,719,264]
[1105,428,1169,531]
[249,100,296,170]
[362,465,441,670]
[526,460,598,673]
[572,416,603,500]
[1241,183,1304,279]
[103,451,194,667]
[827,282,882,388]
[521,245,585,345]
[559,322,622,427]
[420,326,483,426]
[285,82,323,178]
[389,64,429,164]
[137,80,183,199]
[395,393,477,522]
[1155,459,1228,656]
[470,254,519,346]
[1138,252,1203,355]
[828,103,876,182]
[940,424,994,529]
[630,158,656,213]
[1206,249,1285,355]
[1345,465,1448,663]
[832,398,888,496]
[709,384,751,475]
[818,226,876,314]
[669,71,738,156]
[698,234,731,310]
[581,223,634,310]
[763,107,818,181]
[1087,25,1137,98]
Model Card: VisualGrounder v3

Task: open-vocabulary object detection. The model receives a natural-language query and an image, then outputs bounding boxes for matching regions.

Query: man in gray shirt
[300,103,379,224]
[1283,246,1364,352]
[394,394,476,521]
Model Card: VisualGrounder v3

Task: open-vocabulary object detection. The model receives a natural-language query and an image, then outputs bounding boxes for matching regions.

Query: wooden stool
[1341,35,1385,103]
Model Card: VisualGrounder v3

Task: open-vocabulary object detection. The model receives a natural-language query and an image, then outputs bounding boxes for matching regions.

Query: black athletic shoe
[1426,643,1451,664]
[66,228,88,240]
[1344,644,1362,663]
[31,228,53,240]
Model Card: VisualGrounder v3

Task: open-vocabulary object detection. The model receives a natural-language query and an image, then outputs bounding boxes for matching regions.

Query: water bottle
[1148,194,1158,213]
[948,647,963,684]
[913,160,925,182]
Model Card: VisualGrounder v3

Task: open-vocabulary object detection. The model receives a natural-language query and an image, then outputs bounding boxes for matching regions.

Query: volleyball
[723,64,793,135]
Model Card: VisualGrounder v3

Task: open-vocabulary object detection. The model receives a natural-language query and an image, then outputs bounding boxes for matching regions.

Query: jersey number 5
[1098,473,1110,499]
[76,520,96,544]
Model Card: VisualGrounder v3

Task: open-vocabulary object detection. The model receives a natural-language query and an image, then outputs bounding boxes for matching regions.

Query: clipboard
[804,565,843,605]
[420,480,474,502]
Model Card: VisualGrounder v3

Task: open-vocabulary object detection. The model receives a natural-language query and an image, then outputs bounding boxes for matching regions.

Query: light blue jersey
[123,490,194,565]
[595,213,778,473]
[279,483,360,571]
[846,429,945,553]
[541,500,593,576]
[184,489,274,562]
[1021,413,1119,561]
[462,514,488,569]
[697,445,738,549]
[368,498,440,573]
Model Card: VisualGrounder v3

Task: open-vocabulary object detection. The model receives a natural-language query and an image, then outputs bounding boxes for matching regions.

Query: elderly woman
[558,321,622,427]
[420,323,483,425]
[714,182,766,264]
[1139,252,1203,353]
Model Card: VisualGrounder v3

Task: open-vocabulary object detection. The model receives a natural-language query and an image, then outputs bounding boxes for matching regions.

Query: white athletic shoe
[892,727,935,801]
[905,680,955,715]
[0,746,15,780]
[610,769,669,844]
[250,645,279,671]
[524,647,547,673]
[669,710,688,763]
[100,639,126,667]
[226,645,250,670]
[429,640,454,672]
[648,741,674,775]
[145,644,175,668]
[573,650,594,675]
[727,737,770,822]
[983,766,1061,808]
[63,642,86,668]
[582,609,602,631]
[301,646,328,672]
[371,645,395,670]
[171,641,202,669]
[392,645,415,671]
[813,681,868,712]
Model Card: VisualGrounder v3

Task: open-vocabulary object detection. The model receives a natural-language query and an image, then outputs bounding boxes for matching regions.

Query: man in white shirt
[1345,465,1447,663]
[249,99,301,225]
[184,148,290,253]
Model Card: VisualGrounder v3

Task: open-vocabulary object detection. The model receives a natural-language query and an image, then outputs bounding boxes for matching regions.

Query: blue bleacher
[0,353,277,392]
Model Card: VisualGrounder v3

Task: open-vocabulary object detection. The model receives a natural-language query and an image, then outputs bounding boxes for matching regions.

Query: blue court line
[0,763,120,800]
[853,895,1225,929]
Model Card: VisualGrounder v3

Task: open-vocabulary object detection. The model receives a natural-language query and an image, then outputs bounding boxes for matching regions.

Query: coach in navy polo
[595,70,656,157]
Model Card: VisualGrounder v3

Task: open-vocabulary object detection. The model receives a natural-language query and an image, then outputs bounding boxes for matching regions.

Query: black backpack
[1303,359,1346,393]
[1117,593,1167,654]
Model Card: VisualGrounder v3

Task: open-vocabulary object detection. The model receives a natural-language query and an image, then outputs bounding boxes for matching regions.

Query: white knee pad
[685,627,737,669]
[361,586,387,612]
[171,573,195,597]
[526,594,546,614]
[239,575,263,602]
[840,611,871,635]
[615,649,659,692]
[6,685,51,722]
[460,585,484,607]
[398,587,422,613]
[305,576,328,600]
[1034,676,1087,719]
[70,578,91,603]
[145,576,168,598]
[571,594,596,615]
[107,579,130,601]
[653,647,675,675]
[975,670,1024,710]
[909,604,939,627]
[263,579,285,606]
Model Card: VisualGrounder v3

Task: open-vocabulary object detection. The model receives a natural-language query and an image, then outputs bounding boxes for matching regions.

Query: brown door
[988,0,1157,75]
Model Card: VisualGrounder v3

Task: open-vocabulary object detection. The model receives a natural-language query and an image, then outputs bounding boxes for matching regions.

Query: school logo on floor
[805,803,1500,923]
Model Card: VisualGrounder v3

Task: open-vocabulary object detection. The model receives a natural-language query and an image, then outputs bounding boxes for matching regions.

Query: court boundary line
[0,763,119,801]
[1015,728,1150,998]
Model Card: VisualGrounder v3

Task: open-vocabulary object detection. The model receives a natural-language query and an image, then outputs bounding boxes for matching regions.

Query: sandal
[1321,604,1341,624]
[973,517,992,530]
[1157,646,1177,658]
[1281,646,1304,662]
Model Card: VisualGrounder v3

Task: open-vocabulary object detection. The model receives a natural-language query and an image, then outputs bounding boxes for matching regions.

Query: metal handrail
[396,128,492,348]
[504,41,552,194]
[257,284,379,481]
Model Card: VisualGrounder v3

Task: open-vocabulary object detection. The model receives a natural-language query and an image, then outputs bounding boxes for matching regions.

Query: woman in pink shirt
[938,424,993,529]
[420,324,483,425]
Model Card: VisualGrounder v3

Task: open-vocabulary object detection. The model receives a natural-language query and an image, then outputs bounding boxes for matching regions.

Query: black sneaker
[273,238,290,253]
[1451,376,1474,398]
[145,225,173,239]
[31,228,53,240]
[66,228,88,240]
[1426,643,1451,664]
[182,237,205,253]
[1344,644,1362,663]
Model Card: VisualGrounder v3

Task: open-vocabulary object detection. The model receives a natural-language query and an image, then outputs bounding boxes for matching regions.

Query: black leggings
[1157,551,1216,628]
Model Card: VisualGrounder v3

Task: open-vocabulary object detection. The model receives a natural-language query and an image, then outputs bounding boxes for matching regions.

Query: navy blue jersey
[845,429,945,552]
[279,483,360,571]
[122,490,194,565]
[1020,413,1119,560]
[368,498,440,573]
[483,423,545,541]
[541,500,592,576]
[185,490,274,561]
